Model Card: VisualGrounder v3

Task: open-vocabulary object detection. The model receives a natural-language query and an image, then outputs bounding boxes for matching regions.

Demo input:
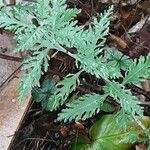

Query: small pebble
[54,132,60,139]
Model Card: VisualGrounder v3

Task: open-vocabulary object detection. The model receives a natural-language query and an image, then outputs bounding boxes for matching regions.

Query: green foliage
[32,78,115,117]
[0,0,6,6]
[47,72,81,110]
[57,94,112,122]
[1,0,150,130]
[105,81,142,116]
[105,48,133,71]
[100,100,115,112]
[19,49,50,100]
[123,55,150,84]
[104,81,144,127]
[71,115,150,150]
[32,78,56,110]
[75,13,114,79]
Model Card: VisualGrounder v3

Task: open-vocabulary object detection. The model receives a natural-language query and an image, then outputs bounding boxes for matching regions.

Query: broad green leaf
[148,144,150,150]
[105,48,133,70]
[101,101,115,112]
[71,115,150,150]
[32,78,56,110]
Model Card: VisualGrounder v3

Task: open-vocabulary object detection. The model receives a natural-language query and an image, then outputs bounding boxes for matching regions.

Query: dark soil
[9,102,74,150]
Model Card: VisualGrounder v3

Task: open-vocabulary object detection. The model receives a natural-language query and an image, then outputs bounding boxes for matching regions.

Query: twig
[78,0,91,18]
[0,65,21,92]
[9,0,15,5]
[128,15,149,33]
[14,137,58,149]
[140,102,150,106]
[0,53,23,62]
[126,84,150,99]
[91,0,94,17]
[121,24,150,50]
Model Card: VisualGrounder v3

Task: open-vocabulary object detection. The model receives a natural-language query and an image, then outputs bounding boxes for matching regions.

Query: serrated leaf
[37,0,50,19]
[19,49,50,101]
[47,72,81,111]
[57,94,108,122]
[104,81,143,117]
[123,56,150,84]
[0,7,34,31]
[104,81,144,129]
[71,115,150,150]
[16,26,46,52]
[74,6,114,79]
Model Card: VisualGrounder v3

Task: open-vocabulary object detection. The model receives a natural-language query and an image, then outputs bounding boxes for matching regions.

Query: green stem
[54,42,76,59]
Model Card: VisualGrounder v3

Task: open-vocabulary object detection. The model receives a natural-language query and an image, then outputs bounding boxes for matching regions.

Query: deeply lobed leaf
[58,94,107,122]
[104,81,144,128]
[19,49,50,101]
[47,72,81,110]
[123,56,150,84]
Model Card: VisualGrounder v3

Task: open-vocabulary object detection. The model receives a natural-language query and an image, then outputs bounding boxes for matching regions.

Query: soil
[9,103,73,150]
[1,0,150,149]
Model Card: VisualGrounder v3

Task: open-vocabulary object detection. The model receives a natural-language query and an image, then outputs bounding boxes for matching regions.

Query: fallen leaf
[109,34,129,49]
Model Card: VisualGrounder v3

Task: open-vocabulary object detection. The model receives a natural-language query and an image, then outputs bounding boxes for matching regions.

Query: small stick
[9,0,15,5]
[0,53,23,62]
